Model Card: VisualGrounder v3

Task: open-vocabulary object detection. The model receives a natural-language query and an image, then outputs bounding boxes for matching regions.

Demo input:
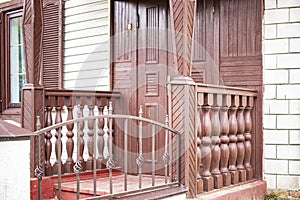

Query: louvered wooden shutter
[42,0,63,88]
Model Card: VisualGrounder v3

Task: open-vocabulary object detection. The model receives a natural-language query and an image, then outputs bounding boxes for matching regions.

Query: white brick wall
[263,0,300,191]
[0,140,31,199]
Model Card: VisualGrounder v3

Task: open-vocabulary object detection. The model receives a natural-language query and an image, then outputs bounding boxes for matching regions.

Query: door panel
[113,0,138,173]
[113,0,168,174]
[137,0,168,174]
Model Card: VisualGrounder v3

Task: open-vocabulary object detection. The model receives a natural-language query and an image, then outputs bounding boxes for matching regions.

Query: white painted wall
[263,0,300,190]
[63,0,110,90]
[0,140,31,199]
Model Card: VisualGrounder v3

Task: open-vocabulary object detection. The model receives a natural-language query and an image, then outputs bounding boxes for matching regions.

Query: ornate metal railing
[34,103,181,200]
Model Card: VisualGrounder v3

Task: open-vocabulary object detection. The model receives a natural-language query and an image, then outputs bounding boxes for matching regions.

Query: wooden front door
[137,0,168,174]
[113,0,169,174]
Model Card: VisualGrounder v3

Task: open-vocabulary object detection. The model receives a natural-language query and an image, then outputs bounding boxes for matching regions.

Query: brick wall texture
[263,0,300,190]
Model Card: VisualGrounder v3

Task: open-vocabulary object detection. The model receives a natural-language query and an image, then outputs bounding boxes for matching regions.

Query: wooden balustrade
[42,89,120,175]
[195,84,257,193]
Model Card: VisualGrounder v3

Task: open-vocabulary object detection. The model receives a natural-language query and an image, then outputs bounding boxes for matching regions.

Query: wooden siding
[219,0,262,87]
[63,0,110,90]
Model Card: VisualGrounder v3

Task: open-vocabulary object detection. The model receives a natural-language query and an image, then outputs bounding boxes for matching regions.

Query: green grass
[265,194,300,200]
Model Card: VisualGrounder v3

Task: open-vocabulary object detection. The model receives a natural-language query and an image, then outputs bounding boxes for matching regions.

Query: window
[0,0,63,117]
[0,8,24,114]
[9,13,25,104]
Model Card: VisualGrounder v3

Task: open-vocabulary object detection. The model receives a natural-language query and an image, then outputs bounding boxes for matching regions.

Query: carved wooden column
[45,106,53,176]
[244,97,254,180]
[228,95,239,184]
[219,95,231,186]
[86,101,95,170]
[211,94,222,189]
[53,104,64,174]
[65,103,75,173]
[77,104,86,171]
[200,93,214,191]
[169,77,197,198]
[196,111,203,194]
[169,0,196,76]
[22,0,45,177]
[237,96,247,182]
[97,106,105,169]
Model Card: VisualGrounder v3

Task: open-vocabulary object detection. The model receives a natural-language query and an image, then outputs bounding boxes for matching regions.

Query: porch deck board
[55,174,166,197]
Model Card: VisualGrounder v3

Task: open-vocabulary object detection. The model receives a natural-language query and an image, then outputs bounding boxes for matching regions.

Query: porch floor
[54,174,168,199]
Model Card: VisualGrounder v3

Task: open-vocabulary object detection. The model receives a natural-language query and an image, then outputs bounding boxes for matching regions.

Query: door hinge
[136,14,140,28]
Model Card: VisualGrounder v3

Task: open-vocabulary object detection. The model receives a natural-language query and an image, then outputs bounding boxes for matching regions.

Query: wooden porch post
[21,0,45,177]
[169,0,196,76]
[21,0,44,131]
[169,77,198,198]
[169,0,198,197]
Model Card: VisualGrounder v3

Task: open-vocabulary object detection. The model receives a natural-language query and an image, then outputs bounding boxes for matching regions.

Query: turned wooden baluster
[77,105,86,171]
[211,94,222,189]
[108,101,114,157]
[244,97,254,180]
[86,104,95,170]
[103,106,109,160]
[196,111,203,194]
[65,105,75,173]
[220,94,231,186]
[201,93,214,191]
[228,95,239,184]
[45,106,53,176]
[53,106,64,174]
[237,96,246,182]
[97,106,105,169]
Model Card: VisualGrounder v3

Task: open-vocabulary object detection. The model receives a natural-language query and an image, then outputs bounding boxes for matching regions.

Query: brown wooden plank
[220,0,228,57]
[238,0,247,57]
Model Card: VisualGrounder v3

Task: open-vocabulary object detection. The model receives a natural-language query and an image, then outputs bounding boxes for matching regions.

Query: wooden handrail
[196,83,257,97]
[45,89,121,98]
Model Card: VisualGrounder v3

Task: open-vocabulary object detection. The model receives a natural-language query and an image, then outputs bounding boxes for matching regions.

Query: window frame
[6,9,24,108]
[0,1,23,114]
